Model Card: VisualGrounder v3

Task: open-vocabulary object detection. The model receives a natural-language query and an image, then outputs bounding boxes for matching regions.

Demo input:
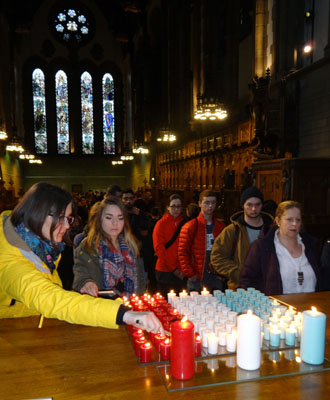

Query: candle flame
[170,290,174,294]
[295,356,302,363]
[289,306,293,311]
[182,289,187,294]
[164,338,170,344]
[311,306,318,315]
[145,342,151,348]
[247,309,253,315]
[182,315,188,322]
[196,335,201,342]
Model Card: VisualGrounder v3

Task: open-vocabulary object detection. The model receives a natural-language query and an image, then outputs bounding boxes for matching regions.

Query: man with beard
[210,187,273,289]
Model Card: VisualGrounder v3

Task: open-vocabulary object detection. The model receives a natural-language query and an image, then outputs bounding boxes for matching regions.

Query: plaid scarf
[97,235,137,297]
[15,221,65,274]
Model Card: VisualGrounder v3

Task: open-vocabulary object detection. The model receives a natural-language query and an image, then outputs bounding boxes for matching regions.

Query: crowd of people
[0,180,329,332]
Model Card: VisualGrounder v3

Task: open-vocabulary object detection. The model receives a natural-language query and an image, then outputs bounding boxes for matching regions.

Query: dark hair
[122,188,134,196]
[186,203,200,219]
[106,184,122,197]
[199,190,217,202]
[11,182,73,245]
[169,194,182,205]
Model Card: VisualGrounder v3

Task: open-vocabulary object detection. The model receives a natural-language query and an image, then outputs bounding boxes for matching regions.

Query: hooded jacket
[210,210,273,288]
[178,212,225,281]
[0,211,122,328]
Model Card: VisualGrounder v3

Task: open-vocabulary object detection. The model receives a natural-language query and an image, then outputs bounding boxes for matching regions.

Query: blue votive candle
[300,307,327,365]
[269,327,281,347]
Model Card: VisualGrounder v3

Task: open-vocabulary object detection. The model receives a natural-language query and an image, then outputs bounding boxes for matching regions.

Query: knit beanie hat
[240,187,264,207]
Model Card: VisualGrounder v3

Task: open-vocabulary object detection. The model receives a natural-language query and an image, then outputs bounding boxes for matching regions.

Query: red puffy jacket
[178,212,225,281]
[153,213,184,272]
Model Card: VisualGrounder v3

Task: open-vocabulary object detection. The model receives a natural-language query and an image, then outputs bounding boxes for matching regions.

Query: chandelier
[6,134,25,152]
[29,159,43,164]
[133,144,149,154]
[194,96,228,121]
[157,126,176,142]
[0,130,8,140]
[112,160,124,165]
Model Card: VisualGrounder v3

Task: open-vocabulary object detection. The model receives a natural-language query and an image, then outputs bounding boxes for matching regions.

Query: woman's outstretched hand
[80,281,99,297]
[123,311,164,335]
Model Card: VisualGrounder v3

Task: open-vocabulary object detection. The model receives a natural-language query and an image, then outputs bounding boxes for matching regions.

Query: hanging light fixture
[6,134,24,153]
[133,143,149,154]
[29,158,43,164]
[112,159,124,165]
[120,143,134,161]
[157,126,176,142]
[194,96,228,121]
[0,130,8,140]
[19,153,35,160]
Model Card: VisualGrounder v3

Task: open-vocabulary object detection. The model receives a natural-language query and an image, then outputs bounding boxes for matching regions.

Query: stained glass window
[55,70,70,154]
[102,73,115,154]
[32,68,47,154]
[81,71,94,154]
[53,7,91,46]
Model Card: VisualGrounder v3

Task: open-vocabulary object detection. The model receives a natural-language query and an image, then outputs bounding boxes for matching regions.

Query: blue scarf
[98,234,137,297]
[15,221,65,274]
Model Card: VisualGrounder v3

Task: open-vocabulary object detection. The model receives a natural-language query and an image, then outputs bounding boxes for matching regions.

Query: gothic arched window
[102,73,115,154]
[80,71,94,154]
[55,70,70,154]
[32,68,47,154]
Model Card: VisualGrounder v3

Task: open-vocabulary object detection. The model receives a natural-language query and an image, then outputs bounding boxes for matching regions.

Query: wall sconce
[0,130,8,140]
[303,43,312,54]
[112,159,124,165]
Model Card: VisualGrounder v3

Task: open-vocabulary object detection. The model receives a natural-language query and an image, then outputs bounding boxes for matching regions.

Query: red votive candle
[163,316,173,332]
[194,334,202,357]
[148,331,157,344]
[154,333,167,352]
[132,329,144,341]
[160,338,171,360]
[134,336,146,356]
[169,308,180,319]
[140,342,152,363]
[170,317,195,380]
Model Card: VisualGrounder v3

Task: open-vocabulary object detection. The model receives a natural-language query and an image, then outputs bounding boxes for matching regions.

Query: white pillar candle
[179,289,188,299]
[236,310,261,370]
[218,329,227,346]
[201,287,210,296]
[214,312,223,322]
[194,306,203,319]
[167,290,176,305]
[206,317,215,330]
[197,323,207,335]
[207,332,219,355]
[202,329,212,348]
[226,330,237,352]
[228,311,238,323]
[225,321,236,333]
[200,312,208,323]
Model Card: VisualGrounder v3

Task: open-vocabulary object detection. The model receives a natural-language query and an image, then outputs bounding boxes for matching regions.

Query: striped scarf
[97,235,137,297]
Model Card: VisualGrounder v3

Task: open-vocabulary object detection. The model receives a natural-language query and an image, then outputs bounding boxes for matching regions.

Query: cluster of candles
[125,288,326,379]
[168,287,304,353]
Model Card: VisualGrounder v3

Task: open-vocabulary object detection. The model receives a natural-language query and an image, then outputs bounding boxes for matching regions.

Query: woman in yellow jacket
[0,182,163,333]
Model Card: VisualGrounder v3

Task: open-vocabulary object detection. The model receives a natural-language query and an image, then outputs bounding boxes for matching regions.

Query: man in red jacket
[178,190,225,292]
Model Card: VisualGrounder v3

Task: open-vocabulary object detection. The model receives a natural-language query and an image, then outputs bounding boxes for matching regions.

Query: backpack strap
[164,219,186,250]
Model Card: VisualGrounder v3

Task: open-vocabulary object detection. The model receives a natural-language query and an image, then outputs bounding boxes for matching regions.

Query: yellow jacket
[0,211,122,328]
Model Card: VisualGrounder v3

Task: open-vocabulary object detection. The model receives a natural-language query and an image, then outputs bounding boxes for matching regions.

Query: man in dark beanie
[210,186,273,289]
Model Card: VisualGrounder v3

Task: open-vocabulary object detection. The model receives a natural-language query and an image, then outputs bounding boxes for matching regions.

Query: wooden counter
[1,291,330,400]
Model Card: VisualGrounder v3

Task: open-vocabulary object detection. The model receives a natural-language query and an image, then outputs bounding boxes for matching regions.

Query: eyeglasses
[169,205,182,209]
[49,214,75,225]
[203,201,216,206]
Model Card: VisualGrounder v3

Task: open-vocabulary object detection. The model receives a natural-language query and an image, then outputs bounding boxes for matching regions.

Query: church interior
[0,0,330,241]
